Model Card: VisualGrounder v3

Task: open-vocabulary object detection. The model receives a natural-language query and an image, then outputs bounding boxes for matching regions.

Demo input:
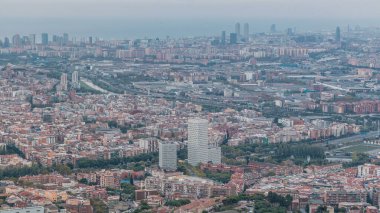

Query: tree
[165,199,191,207]
[108,120,118,128]
[90,199,108,213]
[316,205,327,213]
[79,178,88,185]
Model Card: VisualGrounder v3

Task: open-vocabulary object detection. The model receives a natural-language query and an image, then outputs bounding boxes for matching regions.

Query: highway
[328,131,379,145]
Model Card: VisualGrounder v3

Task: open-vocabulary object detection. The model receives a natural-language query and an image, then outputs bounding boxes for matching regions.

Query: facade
[336,26,341,43]
[243,23,249,40]
[159,141,177,171]
[324,190,367,206]
[221,31,226,45]
[230,33,237,44]
[29,34,36,46]
[0,206,44,213]
[72,71,79,88]
[207,147,221,165]
[60,73,68,91]
[187,118,221,166]
[188,118,209,166]
[235,22,241,38]
[41,33,48,45]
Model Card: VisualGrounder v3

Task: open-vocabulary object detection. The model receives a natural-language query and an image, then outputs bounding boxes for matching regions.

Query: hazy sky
[1,0,379,38]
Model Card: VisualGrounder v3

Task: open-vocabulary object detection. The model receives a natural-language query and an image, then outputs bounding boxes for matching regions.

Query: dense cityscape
[2,5,380,213]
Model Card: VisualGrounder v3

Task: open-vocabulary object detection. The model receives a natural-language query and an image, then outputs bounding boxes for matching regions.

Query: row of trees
[0,144,26,158]
[107,120,145,134]
[204,169,231,184]
[0,164,49,179]
[0,162,74,180]
[0,152,156,179]
[220,192,292,213]
[343,153,370,168]
[75,152,158,169]
[164,199,191,207]
[275,144,325,159]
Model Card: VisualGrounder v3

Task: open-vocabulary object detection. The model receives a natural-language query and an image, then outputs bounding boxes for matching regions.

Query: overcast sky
[2,0,380,19]
[1,0,379,38]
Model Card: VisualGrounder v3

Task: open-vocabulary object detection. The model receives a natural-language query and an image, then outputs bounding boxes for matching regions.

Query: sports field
[339,144,380,153]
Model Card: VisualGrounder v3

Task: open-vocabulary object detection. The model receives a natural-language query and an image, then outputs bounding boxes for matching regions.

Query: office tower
[72,71,79,84]
[221,31,226,45]
[270,24,276,33]
[52,35,63,45]
[22,36,30,46]
[89,36,93,45]
[159,141,177,171]
[12,34,21,47]
[243,23,249,40]
[188,118,209,166]
[3,37,10,48]
[235,22,241,37]
[60,73,68,91]
[187,118,221,166]
[63,33,69,45]
[208,146,221,165]
[29,34,36,46]
[41,33,49,45]
[230,33,237,44]
[335,26,341,43]
[286,28,293,36]
[72,71,80,89]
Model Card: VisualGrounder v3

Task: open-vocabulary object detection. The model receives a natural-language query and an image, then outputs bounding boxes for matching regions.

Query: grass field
[339,143,380,153]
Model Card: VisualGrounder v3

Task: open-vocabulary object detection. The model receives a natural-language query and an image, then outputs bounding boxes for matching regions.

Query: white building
[159,141,177,171]
[0,206,44,213]
[208,147,221,165]
[188,118,221,166]
[224,88,233,97]
[60,73,68,91]
[72,70,79,88]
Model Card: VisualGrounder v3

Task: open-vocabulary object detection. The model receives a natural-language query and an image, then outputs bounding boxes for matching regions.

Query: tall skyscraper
[159,141,177,171]
[286,28,294,36]
[230,33,237,44]
[29,34,36,46]
[335,26,341,43]
[12,34,21,47]
[60,73,68,91]
[243,23,249,40]
[221,31,226,45]
[187,118,221,166]
[89,36,93,45]
[72,71,78,84]
[235,22,241,37]
[3,37,10,48]
[72,71,79,88]
[188,118,209,166]
[270,24,276,33]
[63,33,69,45]
[22,36,30,46]
[41,33,49,45]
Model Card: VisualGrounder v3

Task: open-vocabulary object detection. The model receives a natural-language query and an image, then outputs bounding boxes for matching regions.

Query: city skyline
[2,1,380,213]
[1,0,380,38]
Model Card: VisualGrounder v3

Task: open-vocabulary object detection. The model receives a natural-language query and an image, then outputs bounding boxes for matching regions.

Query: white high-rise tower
[187,118,221,166]
[72,71,79,84]
[60,73,68,91]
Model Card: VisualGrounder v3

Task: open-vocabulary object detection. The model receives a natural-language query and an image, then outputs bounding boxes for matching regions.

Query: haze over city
[2,1,380,213]
[1,0,380,38]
